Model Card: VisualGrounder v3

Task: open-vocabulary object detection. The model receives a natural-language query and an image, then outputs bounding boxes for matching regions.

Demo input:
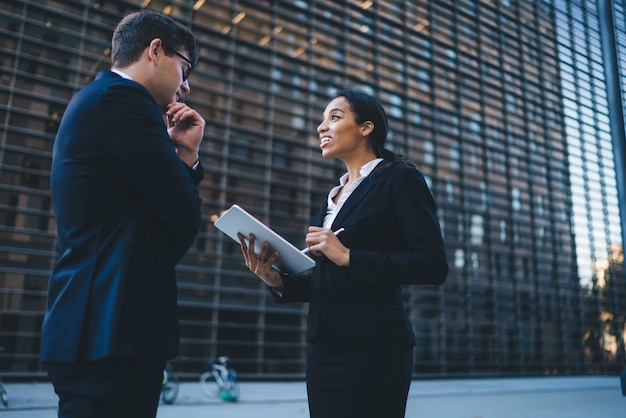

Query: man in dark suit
[40,10,205,418]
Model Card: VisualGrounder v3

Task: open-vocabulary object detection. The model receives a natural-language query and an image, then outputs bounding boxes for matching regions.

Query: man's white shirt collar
[111,69,133,80]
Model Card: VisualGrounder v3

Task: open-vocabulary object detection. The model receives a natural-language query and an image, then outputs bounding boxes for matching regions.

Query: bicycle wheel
[218,370,240,402]
[160,373,179,405]
[199,371,219,398]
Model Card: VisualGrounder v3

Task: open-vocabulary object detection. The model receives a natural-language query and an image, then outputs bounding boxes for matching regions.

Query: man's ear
[146,38,163,63]
[361,121,374,137]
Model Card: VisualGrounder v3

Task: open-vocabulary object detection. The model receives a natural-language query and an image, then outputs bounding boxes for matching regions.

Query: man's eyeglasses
[162,44,194,81]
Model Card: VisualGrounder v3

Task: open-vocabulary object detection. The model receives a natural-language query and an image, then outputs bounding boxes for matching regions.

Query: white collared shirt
[111,69,132,80]
[323,158,383,229]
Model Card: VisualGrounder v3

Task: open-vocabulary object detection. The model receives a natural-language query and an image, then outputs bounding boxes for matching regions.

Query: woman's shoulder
[375,161,432,198]
[375,159,424,179]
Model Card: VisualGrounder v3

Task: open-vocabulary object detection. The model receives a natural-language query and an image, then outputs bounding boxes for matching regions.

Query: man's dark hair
[111,10,199,69]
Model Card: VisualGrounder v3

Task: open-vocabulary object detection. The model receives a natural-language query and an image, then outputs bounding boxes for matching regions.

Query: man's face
[152,43,192,110]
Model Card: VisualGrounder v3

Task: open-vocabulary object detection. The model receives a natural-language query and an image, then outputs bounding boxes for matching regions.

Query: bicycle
[0,347,7,407]
[199,356,239,402]
[0,377,7,407]
[160,362,179,405]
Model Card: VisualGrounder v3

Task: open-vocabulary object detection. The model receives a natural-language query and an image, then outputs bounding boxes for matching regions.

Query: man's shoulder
[60,71,157,131]
[90,71,148,95]
[72,71,153,110]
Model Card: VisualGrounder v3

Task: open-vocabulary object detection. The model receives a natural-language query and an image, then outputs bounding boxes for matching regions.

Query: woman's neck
[342,152,378,185]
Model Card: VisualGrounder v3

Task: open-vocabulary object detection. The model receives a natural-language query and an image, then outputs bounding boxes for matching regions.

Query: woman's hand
[304,226,350,267]
[237,233,283,288]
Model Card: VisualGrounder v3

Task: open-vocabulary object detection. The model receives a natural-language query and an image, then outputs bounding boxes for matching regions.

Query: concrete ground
[0,375,623,417]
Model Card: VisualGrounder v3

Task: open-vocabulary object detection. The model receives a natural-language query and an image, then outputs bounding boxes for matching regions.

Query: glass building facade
[0,0,624,379]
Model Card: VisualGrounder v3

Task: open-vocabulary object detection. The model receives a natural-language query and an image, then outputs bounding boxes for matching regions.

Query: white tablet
[214,204,315,274]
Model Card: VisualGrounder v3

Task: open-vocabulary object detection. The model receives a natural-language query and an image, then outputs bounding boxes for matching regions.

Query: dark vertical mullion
[516,0,548,375]
[494,0,519,374]
[470,0,499,374]
[450,1,476,375]
[598,0,626,372]
[598,0,626,280]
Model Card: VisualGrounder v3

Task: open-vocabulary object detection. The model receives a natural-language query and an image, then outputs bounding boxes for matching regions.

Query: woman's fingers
[237,233,283,287]
[305,228,337,253]
[237,233,249,263]
[237,233,279,274]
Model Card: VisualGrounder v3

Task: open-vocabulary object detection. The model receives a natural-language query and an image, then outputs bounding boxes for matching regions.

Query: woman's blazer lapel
[328,161,390,231]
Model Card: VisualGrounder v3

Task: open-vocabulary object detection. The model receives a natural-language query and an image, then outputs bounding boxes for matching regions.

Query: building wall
[0,0,623,379]
[554,0,626,372]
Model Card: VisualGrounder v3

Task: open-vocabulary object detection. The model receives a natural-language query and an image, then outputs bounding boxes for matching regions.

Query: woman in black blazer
[239,89,448,418]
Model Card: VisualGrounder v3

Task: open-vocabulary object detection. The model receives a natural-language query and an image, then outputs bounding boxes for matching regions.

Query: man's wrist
[177,150,199,167]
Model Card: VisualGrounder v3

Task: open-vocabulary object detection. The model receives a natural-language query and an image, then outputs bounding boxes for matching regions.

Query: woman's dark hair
[331,89,413,165]
[111,10,199,69]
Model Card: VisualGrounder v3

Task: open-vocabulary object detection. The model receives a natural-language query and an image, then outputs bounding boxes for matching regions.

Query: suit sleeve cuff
[186,160,204,185]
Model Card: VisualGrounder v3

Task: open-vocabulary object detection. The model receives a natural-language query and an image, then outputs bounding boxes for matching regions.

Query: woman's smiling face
[317,96,370,160]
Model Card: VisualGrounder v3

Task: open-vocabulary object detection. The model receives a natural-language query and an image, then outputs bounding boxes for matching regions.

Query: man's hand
[166,102,205,167]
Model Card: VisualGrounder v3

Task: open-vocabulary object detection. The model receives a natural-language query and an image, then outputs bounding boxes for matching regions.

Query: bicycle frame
[199,356,239,402]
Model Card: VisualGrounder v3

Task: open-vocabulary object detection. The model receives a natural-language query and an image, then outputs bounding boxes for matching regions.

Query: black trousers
[306,340,413,418]
[46,356,165,418]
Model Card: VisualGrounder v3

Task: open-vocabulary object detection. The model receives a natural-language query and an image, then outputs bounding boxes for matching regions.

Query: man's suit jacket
[40,71,203,363]
[275,160,448,345]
